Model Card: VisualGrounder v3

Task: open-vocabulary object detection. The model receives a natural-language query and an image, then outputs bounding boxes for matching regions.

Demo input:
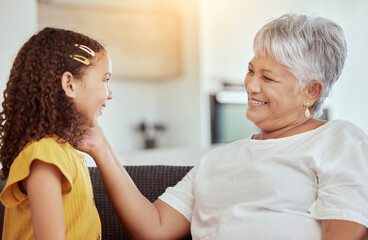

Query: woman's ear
[306,81,323,105]
[61,72,77,99]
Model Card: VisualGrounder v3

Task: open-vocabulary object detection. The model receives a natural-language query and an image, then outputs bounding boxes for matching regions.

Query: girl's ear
[305,80,323,106]
[61,72,77,99]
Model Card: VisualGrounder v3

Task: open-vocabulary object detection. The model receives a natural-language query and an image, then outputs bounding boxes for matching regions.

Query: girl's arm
[321,220,368,240]
[24,160,65,240]
[78,126,190,240]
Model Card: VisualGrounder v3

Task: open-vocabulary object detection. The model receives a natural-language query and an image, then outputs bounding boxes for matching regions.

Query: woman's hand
[75,126,191,239]
[75,125,106,159]
[322,219,368,240]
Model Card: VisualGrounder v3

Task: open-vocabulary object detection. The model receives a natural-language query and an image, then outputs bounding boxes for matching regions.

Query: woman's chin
[246,112,260,124]
[246,113,266,129]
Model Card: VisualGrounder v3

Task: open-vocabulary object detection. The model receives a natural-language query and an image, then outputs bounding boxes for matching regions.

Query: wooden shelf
[38,3,181,80]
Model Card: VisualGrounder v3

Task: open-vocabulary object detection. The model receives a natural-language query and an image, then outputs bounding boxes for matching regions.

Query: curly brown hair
[0,27,105,179]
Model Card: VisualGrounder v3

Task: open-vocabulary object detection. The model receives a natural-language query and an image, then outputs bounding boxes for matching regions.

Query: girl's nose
[107,87,113,100]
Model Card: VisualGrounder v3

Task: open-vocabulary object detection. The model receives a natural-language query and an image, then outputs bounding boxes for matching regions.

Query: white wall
[199,0,368,145]
[155,1,201,149]
[0,0,37,98]
[326,0,368,132]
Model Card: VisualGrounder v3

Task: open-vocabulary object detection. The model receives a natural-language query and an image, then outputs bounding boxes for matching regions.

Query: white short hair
[253,14,347,114]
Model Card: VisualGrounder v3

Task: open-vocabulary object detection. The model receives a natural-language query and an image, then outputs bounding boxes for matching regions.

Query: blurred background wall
[1,0,367,165]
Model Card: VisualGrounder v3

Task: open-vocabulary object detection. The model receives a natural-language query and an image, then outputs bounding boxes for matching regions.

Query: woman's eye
[247,69,254,74]
[263,76,273,81]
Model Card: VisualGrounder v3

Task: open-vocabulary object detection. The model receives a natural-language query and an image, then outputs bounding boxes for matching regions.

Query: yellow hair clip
[69,54,90,65]
[75,44,95,56]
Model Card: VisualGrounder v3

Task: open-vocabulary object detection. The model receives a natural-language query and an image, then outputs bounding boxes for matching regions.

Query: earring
[304,103,310,118]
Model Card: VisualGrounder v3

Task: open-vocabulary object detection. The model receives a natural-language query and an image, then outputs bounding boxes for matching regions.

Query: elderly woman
[80,14,368,239]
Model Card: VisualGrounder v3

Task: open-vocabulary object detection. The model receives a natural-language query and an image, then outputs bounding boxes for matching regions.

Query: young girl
[0,27,112,239]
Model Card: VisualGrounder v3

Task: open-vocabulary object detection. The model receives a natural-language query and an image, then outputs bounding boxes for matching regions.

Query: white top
[159,120,368,240]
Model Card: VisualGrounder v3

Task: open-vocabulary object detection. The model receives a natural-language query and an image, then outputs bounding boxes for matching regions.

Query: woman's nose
[244,75,261,93]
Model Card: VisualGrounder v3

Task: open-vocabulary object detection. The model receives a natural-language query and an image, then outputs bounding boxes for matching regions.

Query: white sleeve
[158,165,197,222]
[309,131,368,228]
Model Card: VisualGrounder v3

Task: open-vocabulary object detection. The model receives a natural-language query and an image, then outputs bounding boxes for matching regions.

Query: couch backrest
[0,165,193,240]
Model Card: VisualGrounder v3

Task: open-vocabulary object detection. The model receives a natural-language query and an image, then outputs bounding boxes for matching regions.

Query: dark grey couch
[0,165,193,240]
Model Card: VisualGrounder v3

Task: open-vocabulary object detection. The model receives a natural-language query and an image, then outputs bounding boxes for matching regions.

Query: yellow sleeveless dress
[0,137,102,239]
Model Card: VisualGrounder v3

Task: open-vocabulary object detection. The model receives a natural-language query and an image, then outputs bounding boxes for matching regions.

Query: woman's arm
[24,160,65,240]
[79,126,191,240]
[322,219,368,240]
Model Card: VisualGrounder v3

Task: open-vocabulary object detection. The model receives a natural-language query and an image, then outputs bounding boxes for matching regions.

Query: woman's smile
[248,97,268,106]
